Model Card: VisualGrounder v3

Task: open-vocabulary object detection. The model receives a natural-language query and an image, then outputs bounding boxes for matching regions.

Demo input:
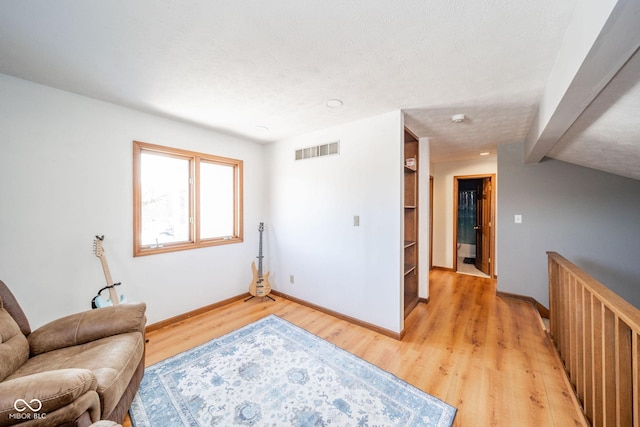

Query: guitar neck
[256,222,266,281]
[99,255,120,304]
[257,230,263,279]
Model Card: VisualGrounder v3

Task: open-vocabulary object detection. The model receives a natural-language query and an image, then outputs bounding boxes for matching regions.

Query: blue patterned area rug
[129,315,456,426]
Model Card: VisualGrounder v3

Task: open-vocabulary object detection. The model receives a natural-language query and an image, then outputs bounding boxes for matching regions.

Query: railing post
[634,332,639,427]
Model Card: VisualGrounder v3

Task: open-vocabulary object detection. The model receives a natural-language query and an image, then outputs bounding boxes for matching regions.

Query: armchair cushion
[0,369,98,426]
[0,300,29,382]
[8,332,145,419]
[34,391,101,427]
[28,303,146,357]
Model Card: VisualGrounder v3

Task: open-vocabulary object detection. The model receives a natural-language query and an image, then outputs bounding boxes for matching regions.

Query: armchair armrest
[28,303,146,356]
[0,369,99,426]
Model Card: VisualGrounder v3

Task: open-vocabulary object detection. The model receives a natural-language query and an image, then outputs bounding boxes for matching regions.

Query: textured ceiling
[549,49,640,181]
[0,1,637,179]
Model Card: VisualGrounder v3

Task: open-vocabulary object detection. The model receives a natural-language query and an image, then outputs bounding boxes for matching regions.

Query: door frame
[452,174,496,278]
[429,175,434,270]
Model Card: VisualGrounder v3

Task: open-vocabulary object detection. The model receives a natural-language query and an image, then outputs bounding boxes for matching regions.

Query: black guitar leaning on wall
[246,223,275,302]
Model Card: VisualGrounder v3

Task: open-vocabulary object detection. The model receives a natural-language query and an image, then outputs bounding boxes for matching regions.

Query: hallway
[421,270,585,425]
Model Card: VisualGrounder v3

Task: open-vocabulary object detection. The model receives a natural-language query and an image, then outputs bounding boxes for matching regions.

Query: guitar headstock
[258,222,264,232]
[93,235,105,258]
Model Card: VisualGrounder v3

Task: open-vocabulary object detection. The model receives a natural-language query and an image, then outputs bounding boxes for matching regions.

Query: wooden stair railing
[548,251,640,427]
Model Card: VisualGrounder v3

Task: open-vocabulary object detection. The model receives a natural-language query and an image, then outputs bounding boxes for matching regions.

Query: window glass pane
[140,152,190,245]
[200,161,235,239]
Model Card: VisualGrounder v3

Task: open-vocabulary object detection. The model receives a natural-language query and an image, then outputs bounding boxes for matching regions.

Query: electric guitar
[247,223,273,300]
[92,235,126,308]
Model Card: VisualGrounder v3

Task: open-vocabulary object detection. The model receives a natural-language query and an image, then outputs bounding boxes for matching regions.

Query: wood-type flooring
[122,270,586,426]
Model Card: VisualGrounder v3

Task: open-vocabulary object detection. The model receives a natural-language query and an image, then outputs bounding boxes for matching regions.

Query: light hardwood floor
[123,270,586,426]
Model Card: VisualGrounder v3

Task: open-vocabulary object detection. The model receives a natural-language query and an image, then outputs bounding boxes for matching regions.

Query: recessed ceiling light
[255,126,269,132]
[326,99,343,108]
[480,152,490,156]
[451,114,466,123]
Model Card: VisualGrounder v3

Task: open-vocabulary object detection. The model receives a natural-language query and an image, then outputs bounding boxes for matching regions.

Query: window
[133,141,243,256]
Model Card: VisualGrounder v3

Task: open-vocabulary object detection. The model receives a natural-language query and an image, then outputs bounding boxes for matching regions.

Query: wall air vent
[295,141,340,161]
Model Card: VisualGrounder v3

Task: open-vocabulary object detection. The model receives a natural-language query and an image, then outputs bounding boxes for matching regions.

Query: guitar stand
[244,294,275,302]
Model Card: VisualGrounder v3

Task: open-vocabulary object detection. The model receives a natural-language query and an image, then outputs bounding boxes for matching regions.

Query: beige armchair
[0,280,146,426]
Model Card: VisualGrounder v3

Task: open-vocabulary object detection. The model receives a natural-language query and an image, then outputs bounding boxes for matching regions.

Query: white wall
[431,156,497,269]
[0,74,266,328]
[265,111,404,333]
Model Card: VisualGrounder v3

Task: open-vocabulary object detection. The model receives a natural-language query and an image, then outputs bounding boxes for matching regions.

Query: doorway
[453,175,495,278]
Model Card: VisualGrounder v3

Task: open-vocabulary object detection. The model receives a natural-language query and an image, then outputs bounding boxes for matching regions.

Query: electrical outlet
[353,215,360,226]
[289,275,295,284]
[514,214,523,224]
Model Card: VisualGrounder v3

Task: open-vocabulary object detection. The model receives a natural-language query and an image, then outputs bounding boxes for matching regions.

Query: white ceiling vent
[295,141,340,161]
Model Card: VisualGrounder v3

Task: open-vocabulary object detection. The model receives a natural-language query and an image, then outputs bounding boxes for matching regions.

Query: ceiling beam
[524,0,640,164]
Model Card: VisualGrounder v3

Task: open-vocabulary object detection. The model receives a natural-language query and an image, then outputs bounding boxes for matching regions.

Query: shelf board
[404,240,416,249]
[404,263,416,275]
[404,205,417,209]
[404,165,417,172]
